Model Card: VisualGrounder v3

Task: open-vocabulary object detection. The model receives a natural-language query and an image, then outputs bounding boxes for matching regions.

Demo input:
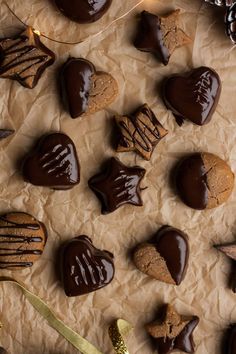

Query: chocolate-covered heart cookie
[163,67,221,126]
[61,236,115,296]
[60,58,118,118]
[133,226,189,285]
[55,0,112,24]
[22,133,80,190]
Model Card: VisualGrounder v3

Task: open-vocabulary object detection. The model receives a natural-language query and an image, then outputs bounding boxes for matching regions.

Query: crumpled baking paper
[0,0,236,353]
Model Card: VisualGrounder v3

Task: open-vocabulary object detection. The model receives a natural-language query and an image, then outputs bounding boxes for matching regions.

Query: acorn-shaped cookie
[133,226,189,285]
[175,153,234,210]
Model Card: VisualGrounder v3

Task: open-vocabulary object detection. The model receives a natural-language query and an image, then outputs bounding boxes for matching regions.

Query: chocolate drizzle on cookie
[116,104,168,160]
[62,236,115,297]
[22,133,80,190]
[88,157,146,214]
[0,27,55,89]
[163,67,221,126]
[0,213,47,269]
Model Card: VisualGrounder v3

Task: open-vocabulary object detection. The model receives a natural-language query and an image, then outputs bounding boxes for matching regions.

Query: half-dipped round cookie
[133,226,189,285]
[60,58,118,119]
[0,212,47,270]
[61,236,115,297]
[163,67,221,126]
[175,152,234,210]
[22,133,80,190]
[54,0,112,24]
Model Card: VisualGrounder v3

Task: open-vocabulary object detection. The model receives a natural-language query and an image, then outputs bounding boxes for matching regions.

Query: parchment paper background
[0,0,235,353]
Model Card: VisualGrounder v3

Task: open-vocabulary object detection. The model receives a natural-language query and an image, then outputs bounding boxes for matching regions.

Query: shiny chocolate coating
[88,157,146,214]
[134,11,169,65]
[62,236,115,297]
[60,58,95,119]
[163,67,221,126]
[155,316,199,354]
[175,153,208,210]
[227,324,236,354]
[151,226,189,285]
[22,133,80,190]
[0,348,7,354]
[54,0,112,24]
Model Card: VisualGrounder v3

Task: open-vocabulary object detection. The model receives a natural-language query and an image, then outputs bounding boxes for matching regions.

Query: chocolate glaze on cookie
[22,133,80,190]
[155,316,200,354]
[175,154,208,210]
[0,348,7,354]
[62,236,114,297]
[227,324,236,354]
[55,0,112,24]
[134,11,170,65]
[163,67,221,126]
[151,226,189,285]
[60,58,95,118]
[89,157,146,214]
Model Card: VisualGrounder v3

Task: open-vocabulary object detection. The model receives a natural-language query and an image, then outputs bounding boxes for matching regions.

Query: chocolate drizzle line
[0,27,55,89]
[0,216,42,269]
[119,106,162,153]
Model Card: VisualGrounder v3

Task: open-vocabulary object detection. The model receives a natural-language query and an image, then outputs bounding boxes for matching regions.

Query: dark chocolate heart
[62,236,115,296]
[60,58,118,119]
[163,66,221,126]
[151,226,189,285]
[134,226,189,285]
[55,0,112,23]
[22,133,80,190]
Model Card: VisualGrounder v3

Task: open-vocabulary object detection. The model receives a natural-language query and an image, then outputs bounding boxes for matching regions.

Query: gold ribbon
[0,277,132,354]
[109,319,133,354]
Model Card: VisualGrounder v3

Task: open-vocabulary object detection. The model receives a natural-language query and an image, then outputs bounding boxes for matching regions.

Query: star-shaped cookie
[0,27,55,89]
[116,104,168,160]
[88,157,146,214]
[134,10,191,65]
[146,304,199,354]
[215,242,236,293]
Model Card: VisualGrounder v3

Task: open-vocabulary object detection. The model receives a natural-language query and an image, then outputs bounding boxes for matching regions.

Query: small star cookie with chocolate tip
[146,304,199,354]
[134,10,191,65]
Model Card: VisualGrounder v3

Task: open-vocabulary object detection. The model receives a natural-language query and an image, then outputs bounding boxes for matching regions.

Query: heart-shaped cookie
[55,0,112,24]
[22,132,80,190]
[133,226,189,285]
[61,236,115,297]
[163,66,221,126]
[60,58,118,119]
